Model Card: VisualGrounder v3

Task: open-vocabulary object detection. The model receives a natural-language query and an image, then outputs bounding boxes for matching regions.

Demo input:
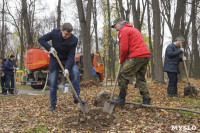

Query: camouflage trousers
[118,57,150,97]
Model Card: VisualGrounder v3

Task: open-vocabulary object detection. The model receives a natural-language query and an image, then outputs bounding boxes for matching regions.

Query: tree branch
[126,101,200,114]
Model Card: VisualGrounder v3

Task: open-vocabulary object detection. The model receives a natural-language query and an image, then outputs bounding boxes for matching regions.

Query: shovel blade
[103,102,115,114]
[79,103,89,114]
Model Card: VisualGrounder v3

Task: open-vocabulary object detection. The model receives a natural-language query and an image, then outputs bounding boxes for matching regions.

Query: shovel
[54,52,89,114]
[180,43,197,94]
[14,69,19,95]
[103,64,122,114]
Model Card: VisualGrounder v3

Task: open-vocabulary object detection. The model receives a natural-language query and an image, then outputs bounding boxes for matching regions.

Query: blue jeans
[49,64,80,106]
[5,74,14,90]
[167,72,177,88]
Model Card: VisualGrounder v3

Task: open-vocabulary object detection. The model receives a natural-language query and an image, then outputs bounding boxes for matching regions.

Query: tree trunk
[152,0,164,83]
[93,0,99,53]
[107,0,113,78]
[22,0,34,46]
[132,0,141,31]
[76,0,93,80]
[1,0,5,57]
[191,0,200,78]
[147,0,154,80]
[57,0,61,29]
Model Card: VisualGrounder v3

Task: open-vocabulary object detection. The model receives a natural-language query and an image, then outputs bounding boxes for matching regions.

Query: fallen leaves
[0,79,200,132]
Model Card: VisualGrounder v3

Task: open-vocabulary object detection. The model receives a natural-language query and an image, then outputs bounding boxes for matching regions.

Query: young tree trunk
[107,0,113,78]
[1,0,5,57]
[147,0,154,80]
[152,0,164,83]
[22,0,34,46]
[76,0,93,80]
[57,0,61,29]
[191,0,200,78]
[93,0,99,53]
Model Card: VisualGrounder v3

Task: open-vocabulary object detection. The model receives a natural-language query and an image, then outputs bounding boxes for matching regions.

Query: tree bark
[191,0,200,78]
[76,0,93,80]
[93,0,99,53]
[1,0,5,57]
[22,0,34,46]
[152,0,164,83]
[147,0,154,80]
[57,0,61,29]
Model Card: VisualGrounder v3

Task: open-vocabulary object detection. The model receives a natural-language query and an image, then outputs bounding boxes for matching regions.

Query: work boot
[110,90,126,105]
[3,90,7,95]
[10,89,14,94]
[74,98,86,105]
[143,96,151,105]
[167,87,173,97]
[173,88,178,97]
[48,105,56,111]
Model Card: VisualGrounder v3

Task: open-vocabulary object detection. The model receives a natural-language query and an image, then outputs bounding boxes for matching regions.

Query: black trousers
[167,72,177,88]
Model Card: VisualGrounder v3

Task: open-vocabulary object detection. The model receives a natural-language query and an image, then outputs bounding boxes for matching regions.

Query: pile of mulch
[80,80,101,88]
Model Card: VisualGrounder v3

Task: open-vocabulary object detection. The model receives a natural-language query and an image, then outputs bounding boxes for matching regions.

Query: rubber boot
[143,96,151,105]
[167,87,173,97]
[110,90,126,105]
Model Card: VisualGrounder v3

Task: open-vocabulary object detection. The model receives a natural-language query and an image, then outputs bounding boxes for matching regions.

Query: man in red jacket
[110,18,151,105]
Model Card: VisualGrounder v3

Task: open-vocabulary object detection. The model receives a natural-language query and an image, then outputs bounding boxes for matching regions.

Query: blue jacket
[38,29,78,72]
[4,59,17,76]
[1,61,6,77]
[163,43,183,73]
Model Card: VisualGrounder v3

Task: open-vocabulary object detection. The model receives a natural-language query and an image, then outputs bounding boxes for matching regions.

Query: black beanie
[10,55,15,59]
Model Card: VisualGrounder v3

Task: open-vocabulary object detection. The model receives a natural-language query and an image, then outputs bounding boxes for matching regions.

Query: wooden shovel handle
[180,43,190,84]
[110,64,122,100]
[54,52,79,99]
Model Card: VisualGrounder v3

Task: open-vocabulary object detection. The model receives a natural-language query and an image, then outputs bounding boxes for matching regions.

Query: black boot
[173,88,178,97]
[3,90,7,95]
[110,90,126,105]
[143,96,151,105]
[10,89,14,94]
[48,105,56,111]
[167,87,173,97]
[74,98,86,105]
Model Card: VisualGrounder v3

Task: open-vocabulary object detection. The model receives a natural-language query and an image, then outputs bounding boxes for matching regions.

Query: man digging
[110,18,151,105]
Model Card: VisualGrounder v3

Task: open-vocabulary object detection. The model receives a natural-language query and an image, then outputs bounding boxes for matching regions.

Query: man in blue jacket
[164,36,186,97]
[38,23,86,111]
[4,55,17,95]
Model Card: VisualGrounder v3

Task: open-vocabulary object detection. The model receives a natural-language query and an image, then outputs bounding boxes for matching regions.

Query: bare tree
[152,0,164,83]
[76,0,93,80]
[57,0,61,28]
[1,0,5,57]
[93,0,99,53]
[22,0,34,46]
[131,0,146,31]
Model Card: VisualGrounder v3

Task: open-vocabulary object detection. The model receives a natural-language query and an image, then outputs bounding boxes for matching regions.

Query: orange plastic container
[25,47,50,71]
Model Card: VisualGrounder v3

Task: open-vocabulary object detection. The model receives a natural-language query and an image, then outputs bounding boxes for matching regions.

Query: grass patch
[179,110,194,123]
[24,125,51,133]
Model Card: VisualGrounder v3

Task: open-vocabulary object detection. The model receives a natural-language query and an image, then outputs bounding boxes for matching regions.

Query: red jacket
[119,24,151,63]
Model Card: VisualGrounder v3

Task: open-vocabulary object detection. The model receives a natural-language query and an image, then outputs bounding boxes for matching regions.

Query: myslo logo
[171,125,197,131]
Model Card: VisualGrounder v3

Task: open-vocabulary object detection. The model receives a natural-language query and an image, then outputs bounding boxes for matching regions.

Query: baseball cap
[111,17,123,28]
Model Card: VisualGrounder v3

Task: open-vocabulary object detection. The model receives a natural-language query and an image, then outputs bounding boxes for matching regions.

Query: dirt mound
[63,108,116,132]
[80,80,101,88]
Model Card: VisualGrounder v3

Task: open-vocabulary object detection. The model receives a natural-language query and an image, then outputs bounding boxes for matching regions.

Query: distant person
[163,36,186,97]
[38,23,86,111]
[4,55,17,95]
[110,17,151,105]
[0,58,7,94]
[92,67,96,80]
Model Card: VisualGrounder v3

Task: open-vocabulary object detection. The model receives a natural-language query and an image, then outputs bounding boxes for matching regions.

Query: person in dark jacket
[4,55,17,95]
[110,18,151,105]
[38,23,86,111]
[163,36,186,97]
[0,58,7,94]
